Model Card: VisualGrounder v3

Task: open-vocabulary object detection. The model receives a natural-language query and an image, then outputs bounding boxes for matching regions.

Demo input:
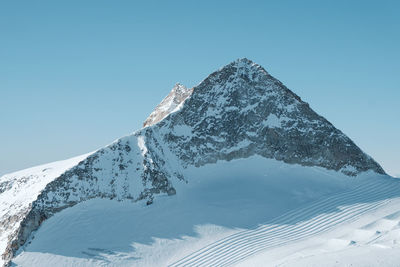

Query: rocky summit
[0,58,385,266]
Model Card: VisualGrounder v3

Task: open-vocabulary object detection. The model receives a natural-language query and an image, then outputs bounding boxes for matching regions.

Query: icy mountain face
[0,58,385,266]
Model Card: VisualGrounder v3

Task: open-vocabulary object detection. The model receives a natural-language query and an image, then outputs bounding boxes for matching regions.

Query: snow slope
[10,156,400,267]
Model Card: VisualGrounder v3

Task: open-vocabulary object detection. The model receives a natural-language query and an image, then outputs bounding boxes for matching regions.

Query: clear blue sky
[1,0,399,176]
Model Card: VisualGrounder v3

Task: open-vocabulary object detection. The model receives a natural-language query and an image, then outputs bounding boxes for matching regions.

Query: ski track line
[185,182,394,267]
[170,179,388,266]
[169,180,379,266]
[215,184,398,267]
[169,177,400,267]
[169,178,377,266]
[218,198,390,267]
[186,181,398,267]
[226,192,399,267]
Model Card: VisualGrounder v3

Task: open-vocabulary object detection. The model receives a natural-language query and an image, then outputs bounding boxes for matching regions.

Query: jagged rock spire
[143,83,193,127]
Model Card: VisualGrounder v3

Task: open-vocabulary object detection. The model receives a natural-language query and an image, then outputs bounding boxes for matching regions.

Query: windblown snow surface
[10,156,400,267]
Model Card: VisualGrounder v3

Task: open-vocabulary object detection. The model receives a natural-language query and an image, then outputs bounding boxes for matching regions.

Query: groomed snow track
[170,176,400,267]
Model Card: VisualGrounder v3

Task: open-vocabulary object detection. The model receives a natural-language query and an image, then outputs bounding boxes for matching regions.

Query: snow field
[11,156,400,267]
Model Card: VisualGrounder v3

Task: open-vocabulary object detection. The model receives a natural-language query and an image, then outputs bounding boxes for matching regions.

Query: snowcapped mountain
[0,58,393,267]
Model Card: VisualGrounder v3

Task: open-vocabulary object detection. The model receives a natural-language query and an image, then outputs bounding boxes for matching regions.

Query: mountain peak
[171,82,189,94]
[143,83,193,127]
[199,59,270,93]
[152,59,385,176]
[232,57,255,65]
[234,57,254,64]
[230,58,269,75]
[231,58,268,75]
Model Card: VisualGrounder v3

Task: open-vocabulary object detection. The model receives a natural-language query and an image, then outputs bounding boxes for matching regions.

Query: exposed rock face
[0,58,385,266]
[150,58,385,175]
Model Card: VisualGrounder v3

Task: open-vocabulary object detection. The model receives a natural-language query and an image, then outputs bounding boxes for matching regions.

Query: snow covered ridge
[0,58,386,266]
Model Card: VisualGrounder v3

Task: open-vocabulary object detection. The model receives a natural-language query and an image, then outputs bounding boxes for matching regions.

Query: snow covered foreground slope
[0,58,393,266]
[10,158,400,267]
